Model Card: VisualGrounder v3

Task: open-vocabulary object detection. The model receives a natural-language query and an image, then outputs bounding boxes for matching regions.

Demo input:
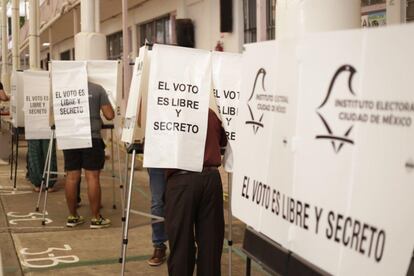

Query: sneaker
[66,215,85,227]
[147,247,167,266]
[90,215,111,229]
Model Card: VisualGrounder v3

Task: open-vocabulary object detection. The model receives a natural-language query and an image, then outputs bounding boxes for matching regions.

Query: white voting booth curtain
[51,61,91,150]
[143,44,211,172]
[212,51,242,172]
[87,60,122,138]
[23,71,51,139]
[121,46,150,144]
[232,25,414,276]
[10,71,25,128]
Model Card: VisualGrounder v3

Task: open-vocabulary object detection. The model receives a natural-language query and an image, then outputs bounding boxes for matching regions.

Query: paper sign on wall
[212,51,242,172]
[143,44,211,172]
[51,61,91,150]
[10,71,25,128]
[121,46,150,144]
[23,71,51,139]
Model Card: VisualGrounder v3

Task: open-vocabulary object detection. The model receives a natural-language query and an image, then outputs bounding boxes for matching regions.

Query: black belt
[173,166,218,177]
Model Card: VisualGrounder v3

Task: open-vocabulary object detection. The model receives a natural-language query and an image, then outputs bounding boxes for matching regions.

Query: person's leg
[147,168,168,266]
[195,170,225,276]
[165,173,201,276]
[148,168,168,247]
[65,170,81,216]
[27,140,44,189]
[84,170,101,219]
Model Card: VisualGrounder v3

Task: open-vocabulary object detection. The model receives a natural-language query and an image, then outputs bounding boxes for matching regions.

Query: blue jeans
[148,168,167,248]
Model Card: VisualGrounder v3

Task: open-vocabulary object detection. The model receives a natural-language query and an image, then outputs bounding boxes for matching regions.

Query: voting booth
[232,24,414,276]
[10,71,25,128]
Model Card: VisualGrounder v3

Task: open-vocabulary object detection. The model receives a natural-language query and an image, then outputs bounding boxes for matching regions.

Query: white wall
[99,0,243,53]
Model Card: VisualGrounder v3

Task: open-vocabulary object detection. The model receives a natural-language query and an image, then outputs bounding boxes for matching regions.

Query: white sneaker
[0,159,8,165]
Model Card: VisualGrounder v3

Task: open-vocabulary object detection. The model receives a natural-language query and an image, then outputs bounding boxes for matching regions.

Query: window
[267,0,276,40]
[243,0,275,43]
[139,15,171,46]
[243,0,256,43]
[60,50,71,60]
[408,0,414,22]
[361,0,386,6]
[107,31,123,60]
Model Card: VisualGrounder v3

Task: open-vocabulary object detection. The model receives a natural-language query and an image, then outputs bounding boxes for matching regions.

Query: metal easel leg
[120,149,136,275]
[13,130,19,190]
[10,128,14,180]
[35,134,53,212]
[116,140,125,212]
[41,130,54,225]
[228,172,233,276]
[111,129,116,209]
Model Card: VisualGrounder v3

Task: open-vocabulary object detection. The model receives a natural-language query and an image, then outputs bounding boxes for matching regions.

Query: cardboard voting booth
[51,61,91,150]
[23,70,52,140]
[211,51,242,172]
[143,44,211,172]
[121,46,151,144]
[232,24,414,276]
[10,71,25,128]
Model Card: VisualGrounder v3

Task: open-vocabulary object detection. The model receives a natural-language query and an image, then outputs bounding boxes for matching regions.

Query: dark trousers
[165,169,224,276]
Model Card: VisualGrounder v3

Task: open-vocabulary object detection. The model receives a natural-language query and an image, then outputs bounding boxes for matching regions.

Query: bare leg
[85,170,101,219]
[65,170,81,216]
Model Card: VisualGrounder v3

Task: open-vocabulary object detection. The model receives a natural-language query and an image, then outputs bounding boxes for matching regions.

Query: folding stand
[102,124,117,209]
[9,126,24,190]
[32,127,55,225]
[228,173,233,276]
[119,143,164,276]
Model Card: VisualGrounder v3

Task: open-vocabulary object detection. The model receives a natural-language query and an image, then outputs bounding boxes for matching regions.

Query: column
[12,0,20,71]
[1,0,8,88]
[29,0,40,70]
[256,0,267,42]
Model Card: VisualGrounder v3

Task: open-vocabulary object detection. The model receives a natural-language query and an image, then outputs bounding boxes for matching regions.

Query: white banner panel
[336,25,414,276]
[232,41,281,231]
[212,51,242,172]
[87,60,119,109]
[10,71,24,128]
[87,60,121,137]
[51,61,91,150]
[23,71,51,139]
[121,46,150,144]
[292,30,364,274]
[232,26,414,276]
[143,44,211,172]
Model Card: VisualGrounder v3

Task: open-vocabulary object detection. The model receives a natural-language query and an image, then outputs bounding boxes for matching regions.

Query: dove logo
[246,68,266,134]
[315,65,357,153]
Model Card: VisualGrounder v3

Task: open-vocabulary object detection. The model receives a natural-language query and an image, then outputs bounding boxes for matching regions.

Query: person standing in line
[147,168,168,266]
[64,82,114,229]
[164,109,227,276]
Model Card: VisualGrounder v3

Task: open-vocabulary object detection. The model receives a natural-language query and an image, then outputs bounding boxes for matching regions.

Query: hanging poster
[212,51,242,172]
[51,61,91,150]
[143,44,211,172]
[10,71,25,128]
[121,46,150,144]
[23,70,51,139]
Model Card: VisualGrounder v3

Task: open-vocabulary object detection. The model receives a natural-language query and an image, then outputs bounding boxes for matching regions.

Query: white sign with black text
[143,44,211,172]
[212,51,242,172]
[121,46,150,144]
[51,61,91,150]
[10,71,25,128]
[23,71,51,139]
